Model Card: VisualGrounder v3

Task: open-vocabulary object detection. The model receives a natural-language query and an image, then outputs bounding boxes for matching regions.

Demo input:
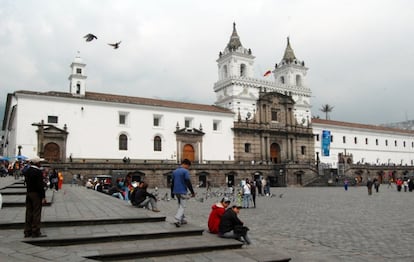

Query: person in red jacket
[208,197,231,234]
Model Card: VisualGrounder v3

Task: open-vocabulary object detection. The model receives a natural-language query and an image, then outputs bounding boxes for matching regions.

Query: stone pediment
[175,128,205,136]
[43,125,68,135]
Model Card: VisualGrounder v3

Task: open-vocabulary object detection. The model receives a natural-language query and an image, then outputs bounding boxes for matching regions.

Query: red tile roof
[312,118,414,135]
[15,90,234,114]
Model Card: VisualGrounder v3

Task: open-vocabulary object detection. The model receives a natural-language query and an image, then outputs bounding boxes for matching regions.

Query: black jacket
[133,188,156,205]
[219,208,243,234]
[24,165,45,199]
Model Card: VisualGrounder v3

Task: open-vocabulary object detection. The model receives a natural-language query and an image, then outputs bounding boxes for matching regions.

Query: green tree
[320,104,334,120]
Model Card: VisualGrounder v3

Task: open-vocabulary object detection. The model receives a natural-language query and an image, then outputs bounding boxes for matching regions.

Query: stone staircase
[0,180,290,262]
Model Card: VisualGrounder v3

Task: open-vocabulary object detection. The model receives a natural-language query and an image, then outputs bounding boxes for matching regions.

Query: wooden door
[44,142,60,162]
[182,144,195,162]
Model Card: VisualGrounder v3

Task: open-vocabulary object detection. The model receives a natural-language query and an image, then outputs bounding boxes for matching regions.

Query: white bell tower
[273,37,312,125]
[68,52,87,97]
[214,23,257,120]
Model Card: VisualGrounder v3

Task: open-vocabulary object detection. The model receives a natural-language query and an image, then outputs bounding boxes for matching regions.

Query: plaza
[0,175,413,261]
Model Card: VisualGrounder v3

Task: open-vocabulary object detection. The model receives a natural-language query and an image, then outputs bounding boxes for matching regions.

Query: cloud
[1,0,414,125]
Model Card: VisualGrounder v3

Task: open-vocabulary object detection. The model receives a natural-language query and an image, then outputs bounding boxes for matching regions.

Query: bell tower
[68,52,87,97]
[273,37,311,125]
[214,23,257,120]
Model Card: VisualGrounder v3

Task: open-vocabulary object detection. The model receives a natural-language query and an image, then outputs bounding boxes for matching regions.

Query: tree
[320,104,334,120]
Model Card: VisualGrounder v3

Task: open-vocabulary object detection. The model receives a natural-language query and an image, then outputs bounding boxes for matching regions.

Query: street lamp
[17,145,22,156]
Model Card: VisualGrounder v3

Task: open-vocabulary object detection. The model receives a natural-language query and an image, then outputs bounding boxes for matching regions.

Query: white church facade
[2,23,414,173]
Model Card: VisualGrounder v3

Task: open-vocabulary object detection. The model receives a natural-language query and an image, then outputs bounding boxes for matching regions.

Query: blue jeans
[243,193,251,208]
[174,194,188,222]
[220,230,251,244]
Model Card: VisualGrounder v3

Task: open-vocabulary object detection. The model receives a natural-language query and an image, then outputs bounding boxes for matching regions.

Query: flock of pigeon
[84,33,121,49]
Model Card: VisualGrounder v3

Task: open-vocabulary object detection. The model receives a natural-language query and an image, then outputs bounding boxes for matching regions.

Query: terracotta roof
[14,90,234,114]
[312,118,414,135]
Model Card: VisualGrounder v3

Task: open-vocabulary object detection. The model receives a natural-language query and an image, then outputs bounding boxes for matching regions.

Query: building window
[48,115,58,124]
[184,118,193,128]
[316,134,319,141]
[223,65,228,78]
[412,142,414,148]
[271,110,278,121]
[280,76,285,84]
[240,64,246,77]
[296,75,302,86]
[153,115,162,127]
[76,82,81,94]
[244,143,251,153]
[119,134,128,150]
[213,120,221,131]
[403,141,406,147]
[119,114,126,125]
[76,68,82,74]
[154,136,162,151]
[342,136,346,144]
[354,137,358,144]
[376,139,379,146]
[395,140,398,147]
[385,140,388,146]
[331,135,334,143]
[365,138,368,145]
[301,146,306,155]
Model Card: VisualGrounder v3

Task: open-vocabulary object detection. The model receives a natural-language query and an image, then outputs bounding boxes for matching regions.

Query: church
[2,23,414,186]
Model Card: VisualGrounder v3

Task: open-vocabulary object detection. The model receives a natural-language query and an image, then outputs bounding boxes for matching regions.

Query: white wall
[9,93,235,161]
[313,122,414,168]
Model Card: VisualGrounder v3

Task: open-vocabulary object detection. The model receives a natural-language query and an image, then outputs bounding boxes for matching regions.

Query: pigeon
[108,41,121,49]
[84,33,97,42]
[279,193,284,198]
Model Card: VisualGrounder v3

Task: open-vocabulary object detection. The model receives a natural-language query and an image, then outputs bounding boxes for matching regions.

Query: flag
[263,70,271,77]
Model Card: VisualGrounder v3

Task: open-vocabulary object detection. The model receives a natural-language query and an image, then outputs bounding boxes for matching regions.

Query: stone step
[23,221,203,246]
[0,216,166,229]
[71,235,243,261]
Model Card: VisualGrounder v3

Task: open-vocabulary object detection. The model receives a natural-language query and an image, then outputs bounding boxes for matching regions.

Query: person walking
[249,180,256,208]
[344,178,349,191]
[172,159,195,227]
[242,178,251,208]
[23,157,47,238]
[367,178,373,195]
[373,178,380,193]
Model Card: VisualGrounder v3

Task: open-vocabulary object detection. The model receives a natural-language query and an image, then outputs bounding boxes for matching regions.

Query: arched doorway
[44,142,60,162]
[182,144,195,162]
[270,143,281,163]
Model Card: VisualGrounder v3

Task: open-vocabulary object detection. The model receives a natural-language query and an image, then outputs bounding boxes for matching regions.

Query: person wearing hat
[218,205,251,244]
[208,197,231,234]
[23,157,47,238]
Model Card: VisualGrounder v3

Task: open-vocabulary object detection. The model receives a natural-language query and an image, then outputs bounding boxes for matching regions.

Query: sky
[1,0,414,125]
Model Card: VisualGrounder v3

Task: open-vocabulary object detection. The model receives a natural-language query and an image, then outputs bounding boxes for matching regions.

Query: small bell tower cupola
[68,52,87,97]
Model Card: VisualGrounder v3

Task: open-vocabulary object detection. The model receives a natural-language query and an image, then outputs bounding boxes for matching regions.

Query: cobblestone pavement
[1,176,414,261]
[153,184,414,261]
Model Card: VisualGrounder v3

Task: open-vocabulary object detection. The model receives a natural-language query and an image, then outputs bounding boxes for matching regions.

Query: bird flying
[84,33,97,42]
[108,41,121,49]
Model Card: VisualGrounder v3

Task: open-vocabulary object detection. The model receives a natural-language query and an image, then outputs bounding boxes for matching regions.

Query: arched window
[154,136,162,151]
[223,65,228,78]
[296,75,302,86]
[280,76,285,84]
[76,82,81,94]
[240,64,246,77]
[119,134,128,150]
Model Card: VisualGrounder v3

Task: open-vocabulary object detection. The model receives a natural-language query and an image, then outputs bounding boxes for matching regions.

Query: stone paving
[1,176,414,261]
